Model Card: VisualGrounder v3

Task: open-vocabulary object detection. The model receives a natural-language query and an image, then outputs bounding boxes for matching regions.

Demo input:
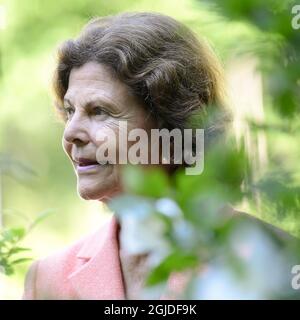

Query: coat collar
[68,215,126,299]
[68,214,189,300]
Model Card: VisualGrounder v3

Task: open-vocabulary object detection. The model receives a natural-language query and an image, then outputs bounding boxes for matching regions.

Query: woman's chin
[77,183,121,201]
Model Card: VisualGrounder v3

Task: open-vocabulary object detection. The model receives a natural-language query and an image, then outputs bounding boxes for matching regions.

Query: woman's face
[62,62,154,201]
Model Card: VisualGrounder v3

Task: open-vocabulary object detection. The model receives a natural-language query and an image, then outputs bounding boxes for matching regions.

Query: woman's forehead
[68,62,122,90]
[65,62,134,105]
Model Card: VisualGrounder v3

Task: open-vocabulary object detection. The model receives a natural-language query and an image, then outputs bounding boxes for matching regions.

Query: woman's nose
[63,115,89,146]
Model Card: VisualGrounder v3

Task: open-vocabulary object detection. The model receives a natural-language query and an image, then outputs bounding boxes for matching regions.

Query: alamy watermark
[94,121,204,175]
[291,265,300,290]
[292,4,300,29]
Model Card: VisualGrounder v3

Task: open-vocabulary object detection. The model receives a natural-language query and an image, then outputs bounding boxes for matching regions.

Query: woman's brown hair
[53,12,231,149]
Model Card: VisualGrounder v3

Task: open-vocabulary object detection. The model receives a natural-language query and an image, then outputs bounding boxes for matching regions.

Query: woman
[22,12,293,300]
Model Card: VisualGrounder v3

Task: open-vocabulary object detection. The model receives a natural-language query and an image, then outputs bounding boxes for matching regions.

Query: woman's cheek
[91,118,121,150]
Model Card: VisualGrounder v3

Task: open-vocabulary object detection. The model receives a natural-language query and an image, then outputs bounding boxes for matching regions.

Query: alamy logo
[292,5,300,29]
[291,265,300,290]
[94,121,205,175]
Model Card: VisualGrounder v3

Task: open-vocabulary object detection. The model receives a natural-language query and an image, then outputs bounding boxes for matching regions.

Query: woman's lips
[74,157,111,174]
[76,163,101,173]
[77,157,99,166]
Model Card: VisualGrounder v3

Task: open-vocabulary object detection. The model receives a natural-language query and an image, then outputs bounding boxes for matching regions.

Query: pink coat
[22,215,188,300]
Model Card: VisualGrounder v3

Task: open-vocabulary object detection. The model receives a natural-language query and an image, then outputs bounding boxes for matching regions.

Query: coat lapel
[68,215,126,299]
[68,214,190,300]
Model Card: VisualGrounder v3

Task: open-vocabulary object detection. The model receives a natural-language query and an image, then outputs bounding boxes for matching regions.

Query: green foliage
[0,227,31,275]
[122,165,172,198]
[111,137,300,298]
[146,251,198,286]
[0,210,54,275]
[203,0,300,118]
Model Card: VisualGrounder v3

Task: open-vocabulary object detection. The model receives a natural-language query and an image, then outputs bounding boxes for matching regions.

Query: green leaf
[10,258,33,265]
[1,228,26,242]
[3,266,14,276]
[146,251,198,286]
[122,165,171,198]
[8,247,31,255]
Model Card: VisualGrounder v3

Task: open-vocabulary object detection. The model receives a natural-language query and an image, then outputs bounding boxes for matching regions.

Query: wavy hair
[53,12,231,150]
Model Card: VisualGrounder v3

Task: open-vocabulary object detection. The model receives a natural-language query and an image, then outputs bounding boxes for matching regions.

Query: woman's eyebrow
[63,96,120,112]
[85,97,120,111]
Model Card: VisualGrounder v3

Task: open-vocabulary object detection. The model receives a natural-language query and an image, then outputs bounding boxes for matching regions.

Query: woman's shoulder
[228,206,298,243]
[22,218,112,299]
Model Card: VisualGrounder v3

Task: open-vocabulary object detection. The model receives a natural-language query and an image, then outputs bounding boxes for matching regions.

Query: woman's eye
[64,107,74,119]
[92,106,106,116]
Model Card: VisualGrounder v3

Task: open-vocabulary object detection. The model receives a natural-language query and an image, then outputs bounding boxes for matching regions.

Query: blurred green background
[0,0,299,299]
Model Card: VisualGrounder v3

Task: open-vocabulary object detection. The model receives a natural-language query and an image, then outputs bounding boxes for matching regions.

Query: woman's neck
[117,224,150,299]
